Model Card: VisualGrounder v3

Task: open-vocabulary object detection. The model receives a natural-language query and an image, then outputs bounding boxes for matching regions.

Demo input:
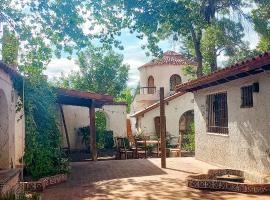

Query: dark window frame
[170,74,182,91]
[206,92,228,134]
[241,85,253,108]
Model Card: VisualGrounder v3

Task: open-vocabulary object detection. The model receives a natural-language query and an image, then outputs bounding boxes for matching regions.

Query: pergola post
[60,105,71,154]
[160,87,166,168]
[89,102,97,161]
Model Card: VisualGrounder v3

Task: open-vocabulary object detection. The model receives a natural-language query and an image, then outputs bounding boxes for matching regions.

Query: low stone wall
[186,169,270,194]
[20,174,67,192]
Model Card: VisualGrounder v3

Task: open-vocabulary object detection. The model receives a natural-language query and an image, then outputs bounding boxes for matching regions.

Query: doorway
[179,110,194,156]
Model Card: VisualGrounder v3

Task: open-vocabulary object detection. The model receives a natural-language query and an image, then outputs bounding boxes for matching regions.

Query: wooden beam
[89,103,97,161]
[159,87,166,168]
[60,105,71,154]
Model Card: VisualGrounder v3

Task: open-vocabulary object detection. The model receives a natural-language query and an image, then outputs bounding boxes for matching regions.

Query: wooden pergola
[54,88,113,161]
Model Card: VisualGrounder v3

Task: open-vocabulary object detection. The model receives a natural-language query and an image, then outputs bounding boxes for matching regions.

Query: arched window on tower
[170,74,182,91]
[148,76,155,94]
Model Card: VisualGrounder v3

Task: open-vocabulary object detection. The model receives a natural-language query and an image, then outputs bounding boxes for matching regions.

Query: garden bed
[186,169,270,194]
[20,174,67,192]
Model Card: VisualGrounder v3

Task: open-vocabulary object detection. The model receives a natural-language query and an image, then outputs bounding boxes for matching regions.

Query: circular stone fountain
[186,169,270,194]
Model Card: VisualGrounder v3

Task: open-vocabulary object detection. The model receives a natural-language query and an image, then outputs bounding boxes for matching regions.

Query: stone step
[0,169,21,195]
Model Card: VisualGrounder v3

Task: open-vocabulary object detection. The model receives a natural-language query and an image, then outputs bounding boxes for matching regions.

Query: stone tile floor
[42,157,270,200]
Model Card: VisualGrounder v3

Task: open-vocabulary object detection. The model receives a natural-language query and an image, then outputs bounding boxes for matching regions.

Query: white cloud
[124,59,143,88]
[44,58,79,79]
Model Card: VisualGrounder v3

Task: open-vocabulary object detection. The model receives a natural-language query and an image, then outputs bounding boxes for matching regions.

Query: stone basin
[216,174,245,183]
[186,169,270,194]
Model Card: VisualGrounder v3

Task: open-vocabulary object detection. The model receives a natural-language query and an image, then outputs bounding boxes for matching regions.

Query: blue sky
[45,25,260,89]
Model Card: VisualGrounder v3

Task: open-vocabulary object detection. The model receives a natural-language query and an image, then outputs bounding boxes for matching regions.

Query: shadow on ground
[42,159,270,200]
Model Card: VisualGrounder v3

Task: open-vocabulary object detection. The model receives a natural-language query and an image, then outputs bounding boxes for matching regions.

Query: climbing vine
[3,30,69,179]
[12,73,69,180]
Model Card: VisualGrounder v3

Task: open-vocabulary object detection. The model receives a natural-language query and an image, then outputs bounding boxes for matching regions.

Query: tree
[89,0,248,76]
[201,18,247,71]
[252,0,270,52]
[54,46,130,98]
[116,88,133,113]
[2,26,19,67]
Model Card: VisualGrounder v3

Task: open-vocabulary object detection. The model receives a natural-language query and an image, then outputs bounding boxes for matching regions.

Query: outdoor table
[135,140,160,158]
[136,140,160,144]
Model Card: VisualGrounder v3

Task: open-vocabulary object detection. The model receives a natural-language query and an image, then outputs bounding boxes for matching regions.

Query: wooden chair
[167,135,181,157]
[115,137,134,159]
[150,139,161,158]
[135,138,147,159]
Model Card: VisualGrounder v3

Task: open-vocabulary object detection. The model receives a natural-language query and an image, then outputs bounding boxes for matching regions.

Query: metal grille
[206,92,228,134]
[241,85,253,108]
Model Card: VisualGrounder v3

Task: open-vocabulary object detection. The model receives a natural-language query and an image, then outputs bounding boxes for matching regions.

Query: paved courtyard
[42,157,270,200]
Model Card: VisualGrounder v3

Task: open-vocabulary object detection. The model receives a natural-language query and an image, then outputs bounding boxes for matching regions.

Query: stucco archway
[179,110,194,156]
[0,89,10,169]
[95,110,110,131]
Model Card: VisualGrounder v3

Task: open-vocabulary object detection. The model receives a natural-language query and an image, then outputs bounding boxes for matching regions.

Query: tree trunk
[191,28,203,77]
[210,48,218,72]
[210,55,218,72]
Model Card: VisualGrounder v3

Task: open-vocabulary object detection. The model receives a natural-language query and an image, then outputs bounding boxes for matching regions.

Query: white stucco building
[0,62,25,169]
[131,51,196,142]
[60,102,127,151]
[176,52,270,182]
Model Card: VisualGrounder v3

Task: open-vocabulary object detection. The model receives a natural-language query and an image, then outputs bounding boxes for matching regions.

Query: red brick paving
[42,158,270,200]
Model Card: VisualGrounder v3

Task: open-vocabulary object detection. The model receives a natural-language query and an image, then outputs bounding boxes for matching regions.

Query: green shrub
[13,75,69,180]
[77,111,114,150]
[182,122,195,152]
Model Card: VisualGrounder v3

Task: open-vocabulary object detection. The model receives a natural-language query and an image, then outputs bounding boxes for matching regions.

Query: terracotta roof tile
[130,92,185,117]
[139,51,197,68]
[175,51,270,92]
[55,88,113,102]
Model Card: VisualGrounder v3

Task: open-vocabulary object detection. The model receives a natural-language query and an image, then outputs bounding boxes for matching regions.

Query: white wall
[139,64,192,97]
[60,106,89,150]
[0,68,24,169]
[14,97,25,167]
[194,71,270,177]
[136,92,194,139]
[98,104,127,137]
[61,104,127,150]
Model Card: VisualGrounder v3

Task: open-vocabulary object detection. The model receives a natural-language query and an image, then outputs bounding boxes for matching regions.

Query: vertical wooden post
[89,102,97,161]
[160,87,166,168]
[60,105,71,154]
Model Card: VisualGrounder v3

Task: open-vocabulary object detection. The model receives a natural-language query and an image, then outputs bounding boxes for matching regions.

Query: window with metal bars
[241,85,253,108]
[206,92,228,134]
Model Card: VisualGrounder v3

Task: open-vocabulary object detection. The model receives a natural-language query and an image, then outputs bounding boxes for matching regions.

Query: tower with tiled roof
[131,51,197,115]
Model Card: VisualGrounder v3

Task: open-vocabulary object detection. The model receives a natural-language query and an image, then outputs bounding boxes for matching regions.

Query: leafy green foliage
[252,0,270,52]
[54,46,129,98]
[201,18,246,71]
[182,121,195,152]
[115,88,133,113]
[2,26,19,66]
[2,13,68,180]
[77,111,114,151]
[89,0,249,76]
[21,75,68,180]
[0,191,40,200]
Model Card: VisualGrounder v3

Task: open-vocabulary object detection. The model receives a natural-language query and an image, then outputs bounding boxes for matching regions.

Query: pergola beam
[54,88,113,161]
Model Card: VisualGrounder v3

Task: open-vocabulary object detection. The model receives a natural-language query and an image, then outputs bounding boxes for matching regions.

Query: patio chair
[115,137,134,159]
[134,138,147,159]
[150,139,161,158]
[167,135,181,157]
